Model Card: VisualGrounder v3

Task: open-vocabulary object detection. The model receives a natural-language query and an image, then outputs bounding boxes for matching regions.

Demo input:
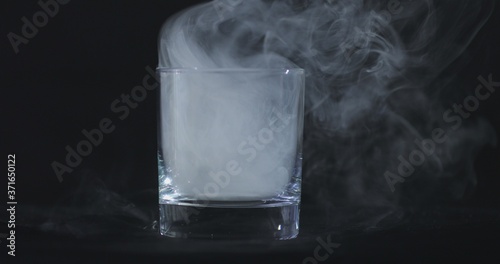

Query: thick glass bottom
[159,202,300,240]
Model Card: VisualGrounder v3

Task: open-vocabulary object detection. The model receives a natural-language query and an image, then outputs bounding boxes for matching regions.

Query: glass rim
[156,67,304,74]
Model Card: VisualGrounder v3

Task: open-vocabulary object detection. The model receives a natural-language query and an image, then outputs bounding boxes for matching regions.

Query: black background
[2,0,500,263]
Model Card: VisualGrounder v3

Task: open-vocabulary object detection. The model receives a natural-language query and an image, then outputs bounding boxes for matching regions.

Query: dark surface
[2,0,500,263]
[14,206,500,263]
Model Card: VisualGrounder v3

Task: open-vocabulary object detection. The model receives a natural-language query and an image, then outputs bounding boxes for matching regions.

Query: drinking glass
[157,68,304,239]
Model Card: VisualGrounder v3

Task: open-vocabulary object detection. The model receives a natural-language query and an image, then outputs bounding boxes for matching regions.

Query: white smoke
[158,0,496,206]
[159,69,302,200]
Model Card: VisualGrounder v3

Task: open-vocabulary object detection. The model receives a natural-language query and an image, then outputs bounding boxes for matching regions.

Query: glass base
[159,202,300,240]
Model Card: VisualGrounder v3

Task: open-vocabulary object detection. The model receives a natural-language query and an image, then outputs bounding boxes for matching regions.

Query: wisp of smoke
[158,0,496,208]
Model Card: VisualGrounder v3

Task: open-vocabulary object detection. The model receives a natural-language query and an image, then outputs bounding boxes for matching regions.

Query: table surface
[8,204,500,263]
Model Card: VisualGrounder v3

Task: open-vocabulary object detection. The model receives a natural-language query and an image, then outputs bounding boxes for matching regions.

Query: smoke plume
[158,0,496,208]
